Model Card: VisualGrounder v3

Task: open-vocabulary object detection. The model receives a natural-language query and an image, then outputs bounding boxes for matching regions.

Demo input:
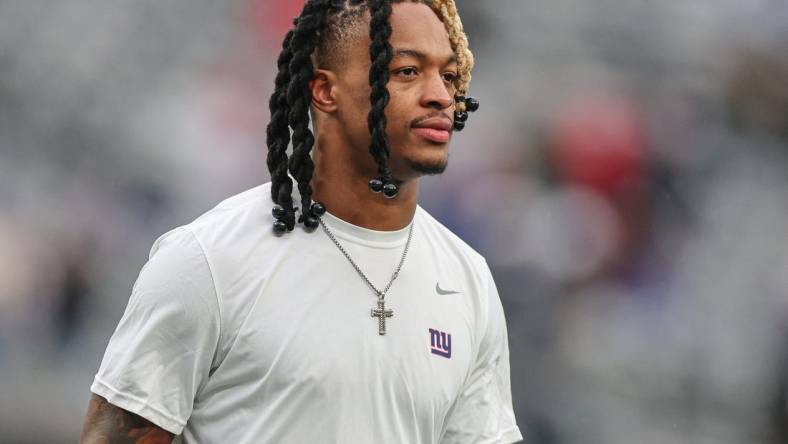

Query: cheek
[352,92,371,126]
[336,82,415,149]
[384,93,415,141]
[350,95,372,141]
[335,87,370,136]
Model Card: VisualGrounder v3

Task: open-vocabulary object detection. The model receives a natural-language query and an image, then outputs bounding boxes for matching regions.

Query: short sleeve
[90,227,221,435]
[441,261,523,443]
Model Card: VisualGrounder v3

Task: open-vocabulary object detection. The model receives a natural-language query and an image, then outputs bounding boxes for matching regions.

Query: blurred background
[1,0,787,442]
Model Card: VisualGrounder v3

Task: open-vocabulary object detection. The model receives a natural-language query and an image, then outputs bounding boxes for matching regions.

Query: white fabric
[91,182,522,443]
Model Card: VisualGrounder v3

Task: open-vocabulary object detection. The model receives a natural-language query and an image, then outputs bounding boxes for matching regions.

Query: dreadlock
[268,0,478,235]
[366,0,397,198]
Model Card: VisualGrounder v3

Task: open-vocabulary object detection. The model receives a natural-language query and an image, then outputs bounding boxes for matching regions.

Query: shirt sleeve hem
[496,426,523,444]
[90,376,186,435]
[498,425,524,443]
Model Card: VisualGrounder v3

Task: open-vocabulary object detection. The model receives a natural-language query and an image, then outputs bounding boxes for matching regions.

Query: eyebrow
[393,48,457,65]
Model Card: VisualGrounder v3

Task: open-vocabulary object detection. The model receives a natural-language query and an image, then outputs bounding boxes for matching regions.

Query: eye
[395,67,418,77]
[442,72,458,83]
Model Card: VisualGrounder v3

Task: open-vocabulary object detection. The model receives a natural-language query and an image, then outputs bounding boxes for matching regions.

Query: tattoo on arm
[80,393,175,444]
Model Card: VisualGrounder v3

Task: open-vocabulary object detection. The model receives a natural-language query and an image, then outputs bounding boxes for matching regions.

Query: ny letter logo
[429,328,451,358]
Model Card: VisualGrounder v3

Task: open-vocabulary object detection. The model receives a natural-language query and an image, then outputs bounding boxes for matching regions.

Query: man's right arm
[85,227,221,441]
[80,394,175,444]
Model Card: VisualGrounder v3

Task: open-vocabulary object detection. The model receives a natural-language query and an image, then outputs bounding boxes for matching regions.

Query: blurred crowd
[1,1,786,443]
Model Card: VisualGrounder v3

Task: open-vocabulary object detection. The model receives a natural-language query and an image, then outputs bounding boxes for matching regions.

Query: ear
[309,69,338,113]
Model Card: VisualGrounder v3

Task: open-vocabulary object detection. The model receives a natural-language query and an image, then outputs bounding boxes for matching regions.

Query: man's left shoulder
[416,206,489,271]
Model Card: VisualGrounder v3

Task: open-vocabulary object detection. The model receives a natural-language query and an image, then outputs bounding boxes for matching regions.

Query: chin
[404,153,449,176]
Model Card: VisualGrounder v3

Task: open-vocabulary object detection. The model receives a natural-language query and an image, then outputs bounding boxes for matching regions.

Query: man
[80,1,522,443]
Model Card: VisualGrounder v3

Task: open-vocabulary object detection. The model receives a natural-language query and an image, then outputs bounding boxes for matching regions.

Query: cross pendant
[370,299,394,335]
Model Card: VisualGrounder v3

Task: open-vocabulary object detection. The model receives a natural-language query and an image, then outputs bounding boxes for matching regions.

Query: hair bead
[369,178,385,193]
[382,182,399,199]
[303,216,320,229]
[465,97,480,112]
[273,220,288,234]
[310,202,327,216]
[272,205,287,220]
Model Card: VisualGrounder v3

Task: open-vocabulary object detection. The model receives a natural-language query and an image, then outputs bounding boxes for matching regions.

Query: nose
[420,71,454,110]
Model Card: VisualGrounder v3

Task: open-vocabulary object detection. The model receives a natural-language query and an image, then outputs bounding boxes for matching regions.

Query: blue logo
[429,328,451,358]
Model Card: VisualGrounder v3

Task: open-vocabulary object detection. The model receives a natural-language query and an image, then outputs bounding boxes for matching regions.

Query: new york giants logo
[429,328,451,358]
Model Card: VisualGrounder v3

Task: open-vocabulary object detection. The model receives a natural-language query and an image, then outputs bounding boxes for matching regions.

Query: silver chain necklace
[318,216,415,336]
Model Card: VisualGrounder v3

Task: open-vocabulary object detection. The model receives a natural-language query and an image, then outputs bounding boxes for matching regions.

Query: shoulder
[157,181,285,297]
[170,182,283,268]
[184,182,273,244]
[146,182,277,295]
[415,205,488,273]
[148,182,277,284]
[144,183,282,369]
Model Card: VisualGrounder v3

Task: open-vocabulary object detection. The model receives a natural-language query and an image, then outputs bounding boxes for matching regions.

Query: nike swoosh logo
[436,282,461,295]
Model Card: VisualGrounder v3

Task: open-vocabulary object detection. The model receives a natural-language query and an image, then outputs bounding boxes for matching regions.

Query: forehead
[388,2,454,60]
[327,2,455,75]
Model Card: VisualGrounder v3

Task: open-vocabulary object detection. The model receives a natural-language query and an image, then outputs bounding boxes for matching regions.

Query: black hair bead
[303,216,320,229]
[272,205,287,220]
[382,182,398,199]
[453,120,466,131]
[310,202,326,217]
[273,220,288,234]
[465,97,480,112]
[369,178,384,193]
[455,111,468,122]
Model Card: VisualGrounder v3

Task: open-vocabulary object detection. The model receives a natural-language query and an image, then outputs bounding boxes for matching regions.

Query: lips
[412,118,453,143]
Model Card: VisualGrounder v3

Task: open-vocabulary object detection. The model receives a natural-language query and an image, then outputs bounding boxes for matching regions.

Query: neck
[310,141,419,231]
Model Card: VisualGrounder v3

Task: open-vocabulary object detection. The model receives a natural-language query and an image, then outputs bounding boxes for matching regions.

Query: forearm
[80,393,175,444]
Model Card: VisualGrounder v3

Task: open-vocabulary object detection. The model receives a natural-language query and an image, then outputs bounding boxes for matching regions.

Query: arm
[87,227,222,439]
[80,394,175,444]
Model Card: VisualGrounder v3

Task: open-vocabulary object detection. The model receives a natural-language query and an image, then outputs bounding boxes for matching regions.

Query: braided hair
[267,0,478,235]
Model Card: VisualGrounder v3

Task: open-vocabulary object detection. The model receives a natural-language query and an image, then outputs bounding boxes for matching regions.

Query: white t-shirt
[91,182,522,444]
